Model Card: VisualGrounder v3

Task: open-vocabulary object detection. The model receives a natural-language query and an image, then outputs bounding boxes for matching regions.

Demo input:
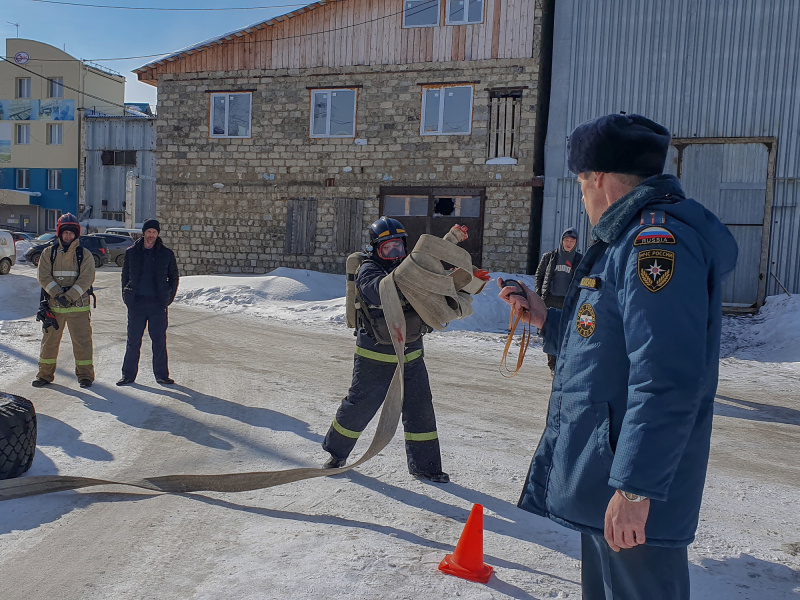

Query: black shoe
[32,378,51,388]
[156,378,175,385]
[79,379,93,389]
[116,378,135,386]
[323,456,346,469]
[412,471,450,483]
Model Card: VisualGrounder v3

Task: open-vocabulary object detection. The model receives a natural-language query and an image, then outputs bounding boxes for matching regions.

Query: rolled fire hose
[0,234,479,501]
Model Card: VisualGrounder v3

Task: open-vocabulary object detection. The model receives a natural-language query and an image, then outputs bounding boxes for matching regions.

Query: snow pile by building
[721,293,800,366]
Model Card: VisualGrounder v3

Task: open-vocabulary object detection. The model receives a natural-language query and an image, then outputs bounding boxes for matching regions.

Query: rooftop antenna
[6,22,20,38]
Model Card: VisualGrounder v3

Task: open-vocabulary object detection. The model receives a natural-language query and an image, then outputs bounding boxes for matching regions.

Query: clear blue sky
[2,0,310,110]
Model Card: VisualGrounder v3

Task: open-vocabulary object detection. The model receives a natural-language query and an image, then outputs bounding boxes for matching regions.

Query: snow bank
[175,268,536,334]
[721,294,800,365]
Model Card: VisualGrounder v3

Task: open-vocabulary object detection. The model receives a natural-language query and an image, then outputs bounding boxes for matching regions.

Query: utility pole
[125,171,138,229]
[6,22,20,38]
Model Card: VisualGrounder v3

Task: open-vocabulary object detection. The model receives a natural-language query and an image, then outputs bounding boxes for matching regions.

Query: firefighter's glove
[55,294,70,307]
[36,309,60,332]
[64,286,83,304]
[449,224,469,242]
[474,269,491,282]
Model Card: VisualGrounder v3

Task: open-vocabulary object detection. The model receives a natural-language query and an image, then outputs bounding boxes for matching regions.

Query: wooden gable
[135,0,537,85]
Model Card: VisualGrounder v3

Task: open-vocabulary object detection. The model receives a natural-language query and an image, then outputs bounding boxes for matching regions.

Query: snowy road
[0,265,798,599]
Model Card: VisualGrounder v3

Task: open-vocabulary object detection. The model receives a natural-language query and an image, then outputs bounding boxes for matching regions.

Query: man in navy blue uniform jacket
[500,113,737,599]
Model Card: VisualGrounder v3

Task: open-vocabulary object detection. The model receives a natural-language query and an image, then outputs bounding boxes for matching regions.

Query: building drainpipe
[527,0,556,274]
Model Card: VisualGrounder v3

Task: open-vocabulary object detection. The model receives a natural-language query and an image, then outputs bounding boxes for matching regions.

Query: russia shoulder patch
[634,226,676,246]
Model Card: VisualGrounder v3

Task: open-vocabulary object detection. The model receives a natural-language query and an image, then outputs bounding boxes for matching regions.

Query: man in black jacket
[117,219,179,386]
[534,227,583,373]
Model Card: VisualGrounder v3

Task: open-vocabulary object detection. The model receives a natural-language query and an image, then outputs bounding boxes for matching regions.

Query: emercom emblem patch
[576,303,596,337]
[638,249,675,292]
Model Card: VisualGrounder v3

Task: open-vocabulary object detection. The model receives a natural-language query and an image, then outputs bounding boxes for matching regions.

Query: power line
[31,0,308,11]
[0,56,128,109]
[4,0,436,62]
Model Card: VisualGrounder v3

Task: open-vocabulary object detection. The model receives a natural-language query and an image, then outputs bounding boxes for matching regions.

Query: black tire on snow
[93,254,102,269]
[0,393,37,480]
[116,255,125,268]
[0,258,10,275]
[31,253,41,267]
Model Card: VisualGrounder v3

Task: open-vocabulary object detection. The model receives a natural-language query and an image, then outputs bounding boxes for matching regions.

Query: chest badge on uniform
[638,249,675,292]
[575,303,596,337]
[634,226,676,246]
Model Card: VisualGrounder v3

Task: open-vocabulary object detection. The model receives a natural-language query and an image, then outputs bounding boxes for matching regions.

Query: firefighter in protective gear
[32,213,96,389]
[322,217,449,483]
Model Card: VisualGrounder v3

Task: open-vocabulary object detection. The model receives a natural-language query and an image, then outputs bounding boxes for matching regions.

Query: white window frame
[445,0,484,25]
[16,169,30,190]
[209,92,252,139]
[48,77,64,98]
[309,88,358,138]
[47,123,63,145]
[16,78,31,99]
[403,0,441,28]
[16,124,30,145]
[45,209,62,231]
[48,169,62,190]
[420,85,474,136]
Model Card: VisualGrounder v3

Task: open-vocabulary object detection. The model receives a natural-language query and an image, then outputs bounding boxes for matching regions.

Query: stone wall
[155,57,541,275]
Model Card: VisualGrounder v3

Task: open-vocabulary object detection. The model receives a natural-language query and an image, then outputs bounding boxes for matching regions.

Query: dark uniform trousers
[581,534,690,600]
[543,295,565,370]
[121,296,169,381]
[323,352,442,475]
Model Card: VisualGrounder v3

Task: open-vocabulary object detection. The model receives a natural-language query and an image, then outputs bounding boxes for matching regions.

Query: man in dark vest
[117,219,179,386]
[534,228,583,373]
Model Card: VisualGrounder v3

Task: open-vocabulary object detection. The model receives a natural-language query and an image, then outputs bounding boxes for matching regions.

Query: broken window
[101,151,137,166]
[310,89,357,138]
[487,91,522,161]
[210,92,252,138]
[446,0,483,24]
[433,196,481,217]
[404,0,440,27]
[421,85,473,135]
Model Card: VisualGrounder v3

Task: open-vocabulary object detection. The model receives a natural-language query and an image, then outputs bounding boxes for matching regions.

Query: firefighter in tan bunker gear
[32,213,96,389]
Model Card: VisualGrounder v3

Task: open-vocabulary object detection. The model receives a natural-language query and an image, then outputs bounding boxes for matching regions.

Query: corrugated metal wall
[544,0,800,295]
[84,118,157,223]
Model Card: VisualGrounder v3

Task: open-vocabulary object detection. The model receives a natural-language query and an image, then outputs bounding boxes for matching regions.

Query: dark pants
[323,353,442,474]
[122,296,169,381]
[544,295,565,370]
[581,534,690,600]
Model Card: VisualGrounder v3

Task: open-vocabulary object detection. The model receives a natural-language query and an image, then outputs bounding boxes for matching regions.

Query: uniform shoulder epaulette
[634,209,676,246]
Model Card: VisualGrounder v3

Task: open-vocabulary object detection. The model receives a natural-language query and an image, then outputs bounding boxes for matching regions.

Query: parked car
[104,227,143,241]
[25,235,109,268]
[2,231,36,243]
[33,232,57,243]
[86,233,134,267]
[0,230,16,275]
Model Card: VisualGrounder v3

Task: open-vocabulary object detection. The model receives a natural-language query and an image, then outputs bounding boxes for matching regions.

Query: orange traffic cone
[438,503,494,583]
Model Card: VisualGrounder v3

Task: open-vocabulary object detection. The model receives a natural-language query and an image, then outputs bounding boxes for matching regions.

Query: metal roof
[133,1,342,74]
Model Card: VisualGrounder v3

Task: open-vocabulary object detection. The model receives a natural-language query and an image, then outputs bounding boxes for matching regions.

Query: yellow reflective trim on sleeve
[50,305,91,313]
[331,418,361,439]
[404,431,438,442]
[38,358,58,365]
[75,359,93,366]
[354,347,423,363]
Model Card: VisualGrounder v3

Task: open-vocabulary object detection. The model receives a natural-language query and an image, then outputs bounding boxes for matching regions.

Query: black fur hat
[568,113,671,177]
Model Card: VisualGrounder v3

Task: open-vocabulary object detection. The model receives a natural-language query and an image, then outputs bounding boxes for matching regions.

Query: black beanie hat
[567,113,671,177]
[561,227,578,240]
[142,219,160,233]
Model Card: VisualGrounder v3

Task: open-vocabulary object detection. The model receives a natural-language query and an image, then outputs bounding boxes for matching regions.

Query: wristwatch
[619,490,648,503]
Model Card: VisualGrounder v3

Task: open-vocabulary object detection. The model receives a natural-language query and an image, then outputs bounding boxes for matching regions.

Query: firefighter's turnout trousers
[323,345,443,475]
[37,239,96,382]
[37,307,94,382]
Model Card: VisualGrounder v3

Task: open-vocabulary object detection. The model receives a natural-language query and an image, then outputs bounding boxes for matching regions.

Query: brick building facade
[136,0,547,275]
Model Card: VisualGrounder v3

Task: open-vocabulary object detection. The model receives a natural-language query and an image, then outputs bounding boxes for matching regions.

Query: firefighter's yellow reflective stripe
[54,271,79,277]
[72,284,84,296]
[404,431,439,442]
[75,359,93,366]
[38,358,58,365]
[45,281,60,293]
[50,305,90,313]
[331,418,361,439]
[355,347,423,363]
